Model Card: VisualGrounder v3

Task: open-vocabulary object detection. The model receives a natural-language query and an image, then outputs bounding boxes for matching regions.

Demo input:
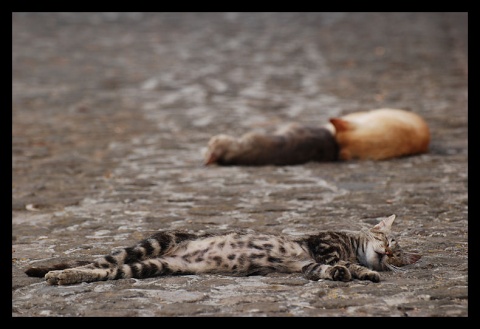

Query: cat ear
[372,214,396,232]
[329,118,356,132]
[402,252,422,265]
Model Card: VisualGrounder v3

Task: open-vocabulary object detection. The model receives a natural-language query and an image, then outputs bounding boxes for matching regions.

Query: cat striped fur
[25,215,420,285]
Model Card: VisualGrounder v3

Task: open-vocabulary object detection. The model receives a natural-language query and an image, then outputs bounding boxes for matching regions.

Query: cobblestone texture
[12,12,467,317]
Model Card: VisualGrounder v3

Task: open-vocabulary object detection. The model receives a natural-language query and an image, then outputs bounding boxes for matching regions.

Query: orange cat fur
[328,108,430,161]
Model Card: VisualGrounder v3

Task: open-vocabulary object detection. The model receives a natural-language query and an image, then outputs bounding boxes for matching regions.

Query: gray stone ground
[12,12,468,317]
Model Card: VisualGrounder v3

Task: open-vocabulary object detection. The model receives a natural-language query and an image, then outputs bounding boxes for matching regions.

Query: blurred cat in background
[204,108,430,165]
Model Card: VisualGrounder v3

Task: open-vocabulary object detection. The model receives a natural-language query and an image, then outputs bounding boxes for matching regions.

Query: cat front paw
[45,270,63,285]
[329,265,352,282]
[363,271,380,282]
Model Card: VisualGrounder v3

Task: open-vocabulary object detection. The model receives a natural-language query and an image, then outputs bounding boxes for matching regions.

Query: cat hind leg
[88,231,196,270]
[25,260,92,278]
[45,267,108,285]
[45,259,171,285]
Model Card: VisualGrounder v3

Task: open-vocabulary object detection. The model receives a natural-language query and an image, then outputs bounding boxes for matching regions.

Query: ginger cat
[328,108,430,161]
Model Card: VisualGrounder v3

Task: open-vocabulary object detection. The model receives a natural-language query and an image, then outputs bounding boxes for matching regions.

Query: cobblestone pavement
[12,12,468,317]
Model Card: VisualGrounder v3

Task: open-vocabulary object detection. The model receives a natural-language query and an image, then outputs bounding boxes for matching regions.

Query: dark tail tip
[25,267,49,277]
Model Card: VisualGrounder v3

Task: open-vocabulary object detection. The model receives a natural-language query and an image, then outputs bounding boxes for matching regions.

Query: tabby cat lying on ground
[25,215,420,285]
[204,108,430,165]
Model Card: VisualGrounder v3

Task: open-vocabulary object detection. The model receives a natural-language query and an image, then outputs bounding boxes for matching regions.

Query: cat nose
[385,248,393,257]
[204,153,218,165]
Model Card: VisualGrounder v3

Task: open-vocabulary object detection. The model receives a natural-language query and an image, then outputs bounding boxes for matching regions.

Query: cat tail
[25,260,92,277]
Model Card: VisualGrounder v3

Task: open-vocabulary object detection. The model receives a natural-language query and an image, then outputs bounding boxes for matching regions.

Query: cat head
[204,134,241,165]
[363,214,421,272]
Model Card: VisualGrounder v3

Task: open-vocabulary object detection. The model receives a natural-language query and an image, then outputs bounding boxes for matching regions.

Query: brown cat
[204,123,339,166]
[329,108,430,161]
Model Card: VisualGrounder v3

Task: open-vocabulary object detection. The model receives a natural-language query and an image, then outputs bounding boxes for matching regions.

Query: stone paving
[12,12,468,317]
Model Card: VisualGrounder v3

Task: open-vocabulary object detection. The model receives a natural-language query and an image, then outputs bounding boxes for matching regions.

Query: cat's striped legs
[45,259,172,285]
[88,231,197,270]
[301,261,380,282]
[343,261,380,282]
[35,231,198,285]
[45,266,109,285]
[302,262,352,282]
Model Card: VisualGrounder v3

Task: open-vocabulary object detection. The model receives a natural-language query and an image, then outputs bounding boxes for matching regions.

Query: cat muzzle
[385,247,393,257]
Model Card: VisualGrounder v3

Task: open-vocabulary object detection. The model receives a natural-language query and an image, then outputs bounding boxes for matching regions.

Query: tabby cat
[203,123,338,165]
[328,108,430,161]
[25,215,420,285]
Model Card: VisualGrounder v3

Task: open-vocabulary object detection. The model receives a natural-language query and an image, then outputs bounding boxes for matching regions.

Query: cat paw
[45,270,63,285]
[330,265,352,282]
[45,270,80,285]
[362,271,380,282]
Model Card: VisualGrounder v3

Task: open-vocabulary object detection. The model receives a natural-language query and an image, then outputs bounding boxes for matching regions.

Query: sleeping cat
[203,123,338,165]
[204,108,429,165]
[328,108,430,161]
[25,215,421,285]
